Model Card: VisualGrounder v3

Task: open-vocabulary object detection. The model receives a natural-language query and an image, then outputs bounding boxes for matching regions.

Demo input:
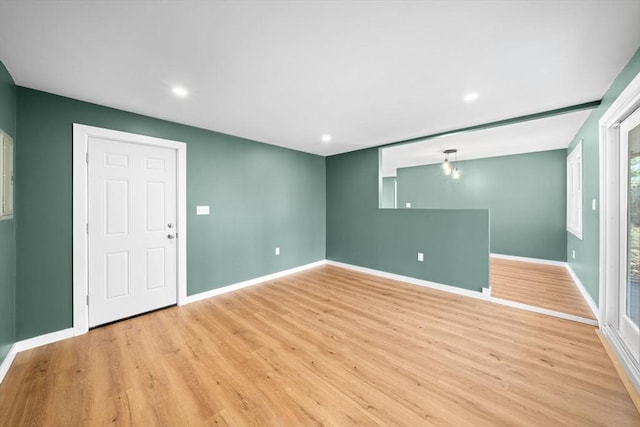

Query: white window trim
[72,124,187,335]
[599,70,640,393]
[567,141,583,239]
[0,130,14,220]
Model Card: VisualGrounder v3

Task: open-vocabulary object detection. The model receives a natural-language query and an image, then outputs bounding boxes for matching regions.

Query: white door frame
[599,71,640,392]
[73,124,187,335]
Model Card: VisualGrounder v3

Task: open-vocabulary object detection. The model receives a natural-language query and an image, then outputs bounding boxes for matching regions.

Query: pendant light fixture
[443,149,458,178]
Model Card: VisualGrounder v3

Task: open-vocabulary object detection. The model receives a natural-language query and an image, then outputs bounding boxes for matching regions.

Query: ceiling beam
[376,100,601,151]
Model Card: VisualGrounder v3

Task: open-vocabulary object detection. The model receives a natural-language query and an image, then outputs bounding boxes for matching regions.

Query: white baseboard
[490,253,567,267]
[0,258,599,386]
[487,296,598,325]
[0,344,18,384]
[181,260,327,305]
[0,327,76,385]
[566,264,600,323]
[327,260,597,326]
[326,260,486,300]
[14,328,76,353]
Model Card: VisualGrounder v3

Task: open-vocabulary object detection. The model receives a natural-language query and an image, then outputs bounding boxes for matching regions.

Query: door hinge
[86,295,89,305]
[86,223,88,234]
[85,152,89,163]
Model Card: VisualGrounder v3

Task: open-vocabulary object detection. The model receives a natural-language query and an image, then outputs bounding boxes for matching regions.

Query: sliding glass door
[621,107,640,362]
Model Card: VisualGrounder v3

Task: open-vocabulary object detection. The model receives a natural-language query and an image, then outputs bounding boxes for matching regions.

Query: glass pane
[627,122,640,327]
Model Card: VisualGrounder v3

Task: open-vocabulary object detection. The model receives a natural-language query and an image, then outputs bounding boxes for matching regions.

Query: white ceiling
[0,1,639,156]
[380,109,591,177]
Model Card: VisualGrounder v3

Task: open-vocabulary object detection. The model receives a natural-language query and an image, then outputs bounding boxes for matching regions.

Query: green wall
[0,59,16,365]
[327,148,490,291]
[567,47,640,305]
[15,88,326,340]
[9,44,640,350]
[396,150,567,261]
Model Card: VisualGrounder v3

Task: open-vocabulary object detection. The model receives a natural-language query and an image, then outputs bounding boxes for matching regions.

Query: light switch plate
[417,252,424,262]
[196,205,210,215]
[592,199,597,211]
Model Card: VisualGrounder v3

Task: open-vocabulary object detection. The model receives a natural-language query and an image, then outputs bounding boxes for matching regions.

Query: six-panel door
[88,137,177,327]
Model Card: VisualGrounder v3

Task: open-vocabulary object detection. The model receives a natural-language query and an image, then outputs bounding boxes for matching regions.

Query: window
[567,140,582,239]
[0,131,14,218]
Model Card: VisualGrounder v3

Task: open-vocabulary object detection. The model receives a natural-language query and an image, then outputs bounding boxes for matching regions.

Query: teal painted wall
[0,59,16,365]
[327,148,490,291]
[567,47,640,305]
[15,88,326,340]
[396,150,567,261]
[381,177,396,208]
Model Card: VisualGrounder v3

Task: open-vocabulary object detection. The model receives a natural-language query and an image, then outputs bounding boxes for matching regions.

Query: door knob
[167,223,174,228]
[167,234,175,239]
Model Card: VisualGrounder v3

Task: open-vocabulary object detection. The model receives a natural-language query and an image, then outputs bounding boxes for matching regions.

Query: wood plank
[490,258,596,319]
[0,265,636,425]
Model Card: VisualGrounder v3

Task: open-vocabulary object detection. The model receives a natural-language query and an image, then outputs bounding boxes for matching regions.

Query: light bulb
[452,168,460,179]
[443,159,451,174]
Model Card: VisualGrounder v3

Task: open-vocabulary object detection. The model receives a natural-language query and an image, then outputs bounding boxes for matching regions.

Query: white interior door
[88,137,177,327]
[620,106,640,361]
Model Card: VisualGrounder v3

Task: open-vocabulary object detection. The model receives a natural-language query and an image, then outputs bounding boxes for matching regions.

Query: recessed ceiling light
[172,86,188,97]
[464,92,479,102]
[321,134,332,143]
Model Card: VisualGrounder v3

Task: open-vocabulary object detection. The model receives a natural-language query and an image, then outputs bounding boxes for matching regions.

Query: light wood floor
[491,258,596,320]
[1,265,636,426]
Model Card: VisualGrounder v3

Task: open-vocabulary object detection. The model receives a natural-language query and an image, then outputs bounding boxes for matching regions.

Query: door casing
[73,124,187,335]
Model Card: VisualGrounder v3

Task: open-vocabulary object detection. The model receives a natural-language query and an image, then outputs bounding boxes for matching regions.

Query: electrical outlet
[417,252,424,262]
[275,247,280,256]
[405,202,412,208]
